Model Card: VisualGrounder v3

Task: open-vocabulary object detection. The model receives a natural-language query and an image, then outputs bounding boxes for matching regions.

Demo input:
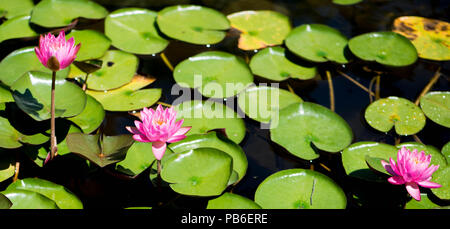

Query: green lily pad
[174,100,246,144]
[105,8,169,55]
[393,16,450,61]
[237,85,303,124]
[86,75,161,112]
[157,5,230,45]
[249,47,317,81]
[67,30,111,61]
[0,193,12,209]
[365,96,426,136]
[67,95,105,134]
[161,148,232,196]
[116,141,156,177]
[342,142,398,181]
[6,178,83,209]
[0,47,69,86]
[0,86,13,103]
[66,133,134,167]
[24,147,48,167]
[56,124,82,156]
[442,141,450,164]
[173,51,253,98]
[365,155,391,176]
[207,193,261,209]
[0,116,49,149]
[11,71,87,121]
[169,132,248,184]
[30,0,108,28]
[404,193,439,209]
[270,102,353,160]
[227,10,291,50]
[420,91,450,128]
[254,169,347,209]
[1,189,59,209]
[0,0,34,19]
[396,142,447,167]
[333,0,363,5]
[348,31,418,66]
[285,24,349,64]
[431,166,450,200]
[0,153,15,182]
[0,15,38,43]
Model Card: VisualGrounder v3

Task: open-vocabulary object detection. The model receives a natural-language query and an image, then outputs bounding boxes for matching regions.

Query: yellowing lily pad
[207,193,261,209]
[227,10,291,50]
[86,75,161,112]
[0,15,38,43]
[67,30,111,61]
[365,96,426,136]
[420,91,450,128]
[392,16,450,61]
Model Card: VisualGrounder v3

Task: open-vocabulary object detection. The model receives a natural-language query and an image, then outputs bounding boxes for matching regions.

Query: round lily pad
[161,148,233,196]
[404,193,439,209]
[396,142,447,167]
[30,0,108,28]
[173,51,253,98]
[348,31,418,66]
[0,116,49,149]
[365,96,426,136]
[157,5,230,45]
[0,15,38,43]
[237,85,303,124]
[207,193,261,209]
[169,132,248,184]
[333,0,363,5]
[0,0,34,19]
[6,178,83,209]
[392,16,450,61]
[249,47,317,81]
[227,10,291,50]
[420,91,450,128]
[342,142,398,181]
[67,95,105,134]
[270,102,353,160]
[105,8,169,55]
[1,189,59,209]
[285,24,349,64]
[254,169,347,209]
[442,142,450,164]
[67,30,111,61]
[86,75,161,112]
[431,166,450,200]
[11,71,87,121]
[174,100,246,144]
[0,47,69,86]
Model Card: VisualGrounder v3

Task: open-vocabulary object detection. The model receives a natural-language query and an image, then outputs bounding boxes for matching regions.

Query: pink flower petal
[167,135,187,143]
[381,160,397,176]
[152,141,167,161]
[405,182,421,201]
[388,176,406,185]
[417,180,442,189]
[174,126,191,136]
[126,126,141,135]
[132,134,150,143]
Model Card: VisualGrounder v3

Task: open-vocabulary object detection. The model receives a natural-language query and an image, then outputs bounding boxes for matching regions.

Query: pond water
[0,0,449,209]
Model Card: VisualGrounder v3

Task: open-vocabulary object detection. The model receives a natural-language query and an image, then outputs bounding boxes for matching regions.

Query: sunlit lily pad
[431,166,450,200]
[0,193,12,209]
[116,141,162,177]
[0,15,38,43]
[86,75,161,112]
[442,141,450,164]
[342,142,398,181]
[333,0,363,5]
[67,95,105,134]
[1,189,59,209]
[270,102,353,160]
[67,30,111,61]
[365,96,426,136]
[249,47,317,81]
[207,193,261,209]
[30,0,108,28]
[169,132,248,184]
[105,8,169,55]
[420,91,450,128]
[157,5,230,45]
[174,100,246,144]
[392,16,450,61]
[11,71,87,121]
[348,31,418,66]
[0,153,15,182]
[161,148,232,196]
[285,24,349,64]
[174,51,253,98]
[0,86,13,104]
[396,142,447,167]
[6,178,83,209]
[0,116,49,149]
[0,47,69,86]
[237,85,303,124]
[0,0,34,19]
[255,169,346,209]
[227,10,291,50]
[404,193,439,209]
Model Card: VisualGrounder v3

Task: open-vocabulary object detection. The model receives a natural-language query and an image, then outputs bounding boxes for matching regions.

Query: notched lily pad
[365,96,426,136]
[0,15,38,43]
[207,193,261,209]
[67,29,111,61]
[420,91,450,128]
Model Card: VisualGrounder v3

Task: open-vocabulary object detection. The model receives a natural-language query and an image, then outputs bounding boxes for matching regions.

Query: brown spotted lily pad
[393,16,450,61]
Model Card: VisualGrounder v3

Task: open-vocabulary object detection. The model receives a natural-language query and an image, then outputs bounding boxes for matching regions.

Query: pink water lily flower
[126,104,191,160]
[381,147,441,201]
[35,30,80,71]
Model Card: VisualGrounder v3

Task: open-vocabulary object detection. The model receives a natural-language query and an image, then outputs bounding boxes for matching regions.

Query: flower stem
[414,66,441,105]
[326,70,335,111]
[368,76,377,103]
[82,73,89,91]
[50,71,57,159]
[375,74,381,100]
[337,70,375,97]
[13,155,20,182]
[160,52,174,72]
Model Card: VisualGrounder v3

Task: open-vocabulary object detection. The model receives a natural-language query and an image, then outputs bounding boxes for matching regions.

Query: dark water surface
[0,0,449,209]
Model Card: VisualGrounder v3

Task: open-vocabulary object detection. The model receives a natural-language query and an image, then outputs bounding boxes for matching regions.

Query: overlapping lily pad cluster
[0,0,448,209]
